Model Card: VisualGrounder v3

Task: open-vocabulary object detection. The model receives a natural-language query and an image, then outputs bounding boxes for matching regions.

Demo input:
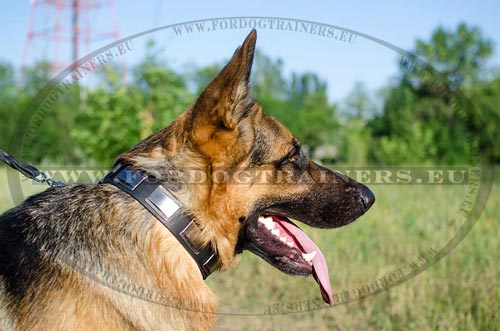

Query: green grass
[1,167,498,330]
[209,173,500,330]
[0,167,48,212]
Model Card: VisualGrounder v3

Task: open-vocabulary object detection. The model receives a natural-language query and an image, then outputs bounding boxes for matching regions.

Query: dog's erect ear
[192,29,257,131]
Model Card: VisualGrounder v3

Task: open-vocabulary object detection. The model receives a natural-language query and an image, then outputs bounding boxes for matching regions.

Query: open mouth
[243,215,333,306]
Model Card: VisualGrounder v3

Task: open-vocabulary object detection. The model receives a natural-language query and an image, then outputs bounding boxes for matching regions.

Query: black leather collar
[99,163,220,279]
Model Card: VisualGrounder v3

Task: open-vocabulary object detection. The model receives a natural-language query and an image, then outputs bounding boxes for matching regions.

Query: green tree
[5,62,82,164]
[0,62,20,151]
[467,73,500,162]
[338,82,379,164]
[71,68,143,166]
[71,41,194,166]
[342,82,378,119]
[286,72,338,150]
[252,51,339,153]
[408,23,493,90]
[370,23,494,164]
[253,50,287,100]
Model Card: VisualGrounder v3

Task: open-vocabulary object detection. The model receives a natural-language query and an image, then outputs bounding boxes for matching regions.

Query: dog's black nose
[359,185,375,210]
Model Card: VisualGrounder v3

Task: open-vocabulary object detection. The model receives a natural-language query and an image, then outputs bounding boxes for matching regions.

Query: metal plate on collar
[179,220,204,254]
[146,185,180,219]
[115,167,146,191]
[202,253,220,276]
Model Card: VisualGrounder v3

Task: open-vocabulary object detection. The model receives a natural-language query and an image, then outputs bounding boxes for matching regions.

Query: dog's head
[120,30,374,304]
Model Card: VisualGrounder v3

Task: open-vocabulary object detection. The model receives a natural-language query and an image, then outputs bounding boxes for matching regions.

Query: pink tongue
[272,216,333,306]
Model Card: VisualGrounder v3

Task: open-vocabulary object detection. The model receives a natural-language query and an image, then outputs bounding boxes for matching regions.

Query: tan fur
[0,31,259,331]
[0,29,375,330]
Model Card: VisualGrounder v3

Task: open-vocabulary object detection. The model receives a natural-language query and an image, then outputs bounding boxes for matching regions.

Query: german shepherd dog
[0,30,374,330]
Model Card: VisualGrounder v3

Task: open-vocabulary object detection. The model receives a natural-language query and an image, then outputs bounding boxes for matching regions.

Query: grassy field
[1,167,499,330]
[209,170,499,331]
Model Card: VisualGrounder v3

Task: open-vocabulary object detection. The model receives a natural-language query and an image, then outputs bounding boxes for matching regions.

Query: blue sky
[1,0,499,102]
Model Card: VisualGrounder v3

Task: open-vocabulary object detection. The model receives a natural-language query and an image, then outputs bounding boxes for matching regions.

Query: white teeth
[258,216,275,230]
[271,229,280,237]
[279,237,287,244]
[286,241,294,247]
[302,251,317,262]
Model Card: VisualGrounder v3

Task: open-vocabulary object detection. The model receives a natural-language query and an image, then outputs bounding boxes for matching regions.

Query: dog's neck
[99,163,220,279]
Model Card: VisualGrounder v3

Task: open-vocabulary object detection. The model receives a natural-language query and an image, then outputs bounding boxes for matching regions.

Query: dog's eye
[280,148,302,167]
[276,140,305,169]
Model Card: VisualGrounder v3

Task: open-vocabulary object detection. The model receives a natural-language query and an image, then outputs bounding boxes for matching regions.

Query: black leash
[0,149,65,187]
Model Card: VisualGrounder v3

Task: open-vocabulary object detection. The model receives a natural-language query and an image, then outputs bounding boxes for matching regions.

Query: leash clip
[0,149,66,188]
[33,171,65,187]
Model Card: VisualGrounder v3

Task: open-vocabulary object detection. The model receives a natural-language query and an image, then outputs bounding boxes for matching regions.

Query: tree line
[1,23,499,167]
